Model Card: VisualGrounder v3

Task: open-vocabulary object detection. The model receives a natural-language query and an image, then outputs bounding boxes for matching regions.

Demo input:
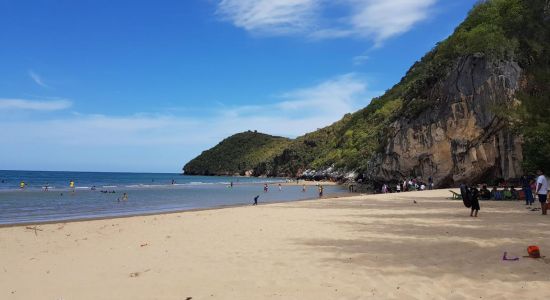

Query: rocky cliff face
[369,54,523,187]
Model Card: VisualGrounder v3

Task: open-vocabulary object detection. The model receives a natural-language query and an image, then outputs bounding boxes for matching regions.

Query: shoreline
[0,190,355,228]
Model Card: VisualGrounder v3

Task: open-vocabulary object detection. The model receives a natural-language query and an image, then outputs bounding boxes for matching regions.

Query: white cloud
[29,70,50,88]
[0,98,72,111]
[349,0,438,45]
[217,0,319,35]
[0,74,379,171]
[277,73,366,115]
[216,0,438,43]
[352,53,370,65]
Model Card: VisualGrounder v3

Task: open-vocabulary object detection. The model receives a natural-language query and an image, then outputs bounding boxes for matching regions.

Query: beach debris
[527,245,541,258]
[502,251,519,261]
[129,268,150,278]
[140,243,149,247]
[185,297,193,300]
[25,226,43,236]
[413,200,417,204]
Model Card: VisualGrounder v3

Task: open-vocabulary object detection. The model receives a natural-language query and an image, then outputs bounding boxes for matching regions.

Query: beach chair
[449,190,462,200]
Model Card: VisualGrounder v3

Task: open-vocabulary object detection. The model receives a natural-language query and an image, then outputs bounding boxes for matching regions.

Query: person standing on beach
[536,169,548,215]
[470,185,480,217]
[521,175,534,206]
[253,195,259,205]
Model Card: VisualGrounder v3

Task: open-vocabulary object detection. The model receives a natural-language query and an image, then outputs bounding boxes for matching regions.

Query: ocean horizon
[0,170,346,225]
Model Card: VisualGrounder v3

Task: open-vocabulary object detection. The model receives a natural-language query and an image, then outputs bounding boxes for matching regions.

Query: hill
[185,0,550,186]
[183,131,292,176]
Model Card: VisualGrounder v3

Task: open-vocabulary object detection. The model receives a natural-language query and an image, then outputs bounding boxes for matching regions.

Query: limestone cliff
[184,0,549,187]
[369,55,523,187]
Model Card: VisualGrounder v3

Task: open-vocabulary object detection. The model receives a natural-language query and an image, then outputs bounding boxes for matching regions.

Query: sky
[0,0,478,173]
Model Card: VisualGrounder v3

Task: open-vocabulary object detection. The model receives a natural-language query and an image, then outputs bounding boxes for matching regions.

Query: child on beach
[253,195,259,205]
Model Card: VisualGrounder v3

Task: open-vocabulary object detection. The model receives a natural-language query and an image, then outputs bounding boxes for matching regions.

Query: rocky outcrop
[368,54,523,187]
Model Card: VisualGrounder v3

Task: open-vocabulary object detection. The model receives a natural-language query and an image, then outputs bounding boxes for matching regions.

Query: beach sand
[1,189,550,299]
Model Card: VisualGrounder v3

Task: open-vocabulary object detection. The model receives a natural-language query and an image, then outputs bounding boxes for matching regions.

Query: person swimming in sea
[20,181,25,189]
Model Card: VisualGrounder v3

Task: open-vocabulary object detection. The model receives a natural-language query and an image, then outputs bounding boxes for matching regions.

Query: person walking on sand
[470,185,480,217]
[253,195,259,205]
[536,169,548,215]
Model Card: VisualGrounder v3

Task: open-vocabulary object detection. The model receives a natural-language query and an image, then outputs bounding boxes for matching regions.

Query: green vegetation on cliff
[268,0,549,177]
[185,0,550,178]
[183,131,291,176]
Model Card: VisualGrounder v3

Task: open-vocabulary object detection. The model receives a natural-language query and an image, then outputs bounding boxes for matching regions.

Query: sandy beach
[2,189,550,299]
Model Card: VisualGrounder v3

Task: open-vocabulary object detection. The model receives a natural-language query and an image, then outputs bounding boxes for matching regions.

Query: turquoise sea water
[0,170,346,225]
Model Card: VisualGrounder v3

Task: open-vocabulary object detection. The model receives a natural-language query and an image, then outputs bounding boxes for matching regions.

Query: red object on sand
[528,245,541,258]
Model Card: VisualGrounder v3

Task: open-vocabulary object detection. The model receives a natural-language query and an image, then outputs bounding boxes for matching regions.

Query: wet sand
[1,189,550,299]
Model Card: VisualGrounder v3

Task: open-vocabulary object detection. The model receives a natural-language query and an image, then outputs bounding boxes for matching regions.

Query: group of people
[380,177,434,194]
[253,182,325,206]
[461,169,548,216]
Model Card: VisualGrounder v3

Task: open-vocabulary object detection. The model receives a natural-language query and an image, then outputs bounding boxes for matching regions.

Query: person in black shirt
[470,185,480,217]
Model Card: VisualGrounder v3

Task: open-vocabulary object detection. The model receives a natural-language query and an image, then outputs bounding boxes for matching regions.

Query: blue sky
[0,0,477,173]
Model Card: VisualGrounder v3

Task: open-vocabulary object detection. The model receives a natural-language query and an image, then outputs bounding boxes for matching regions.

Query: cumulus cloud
[0,98,72,111]
[216,0,438,43]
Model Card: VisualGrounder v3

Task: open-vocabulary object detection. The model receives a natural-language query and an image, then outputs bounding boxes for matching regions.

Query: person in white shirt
[536,169,548,215]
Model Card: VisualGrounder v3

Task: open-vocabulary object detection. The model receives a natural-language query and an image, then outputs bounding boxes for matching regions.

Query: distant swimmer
[318,185,324,198]
[69,180,75,191]
[91,185,96,191]
[171,179,176,185]
[302,184,306,192]
[230,181,234,188]
[123,193,128,201]
[20,181,25,189]
[278,183,282,191]
[264,183,268,193]
[43,183,49,192]
[253,195,259,205]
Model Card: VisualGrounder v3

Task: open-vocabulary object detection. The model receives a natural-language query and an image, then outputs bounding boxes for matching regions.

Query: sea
[0,170,347,225]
